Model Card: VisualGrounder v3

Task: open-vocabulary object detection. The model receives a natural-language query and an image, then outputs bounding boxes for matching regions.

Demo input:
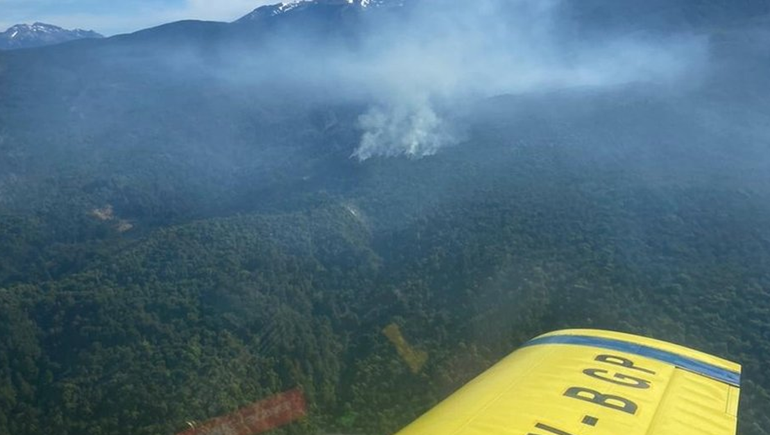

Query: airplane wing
[394,329,741,435]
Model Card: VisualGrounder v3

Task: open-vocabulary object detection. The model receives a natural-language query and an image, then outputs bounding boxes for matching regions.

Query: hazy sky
[0,0,277,35]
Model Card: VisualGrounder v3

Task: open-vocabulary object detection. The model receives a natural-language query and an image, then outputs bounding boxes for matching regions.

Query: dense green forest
[2,116,770,435]
[2,1,770,435]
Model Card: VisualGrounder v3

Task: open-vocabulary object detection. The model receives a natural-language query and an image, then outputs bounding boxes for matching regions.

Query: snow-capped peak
[0,22,103,50]
[236,0,404,23]
[9,23,63,34]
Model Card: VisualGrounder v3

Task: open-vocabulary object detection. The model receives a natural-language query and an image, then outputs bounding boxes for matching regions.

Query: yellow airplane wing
[395,329,741,435]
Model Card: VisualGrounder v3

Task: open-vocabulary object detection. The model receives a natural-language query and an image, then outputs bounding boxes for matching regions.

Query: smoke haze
[213,0,710,159]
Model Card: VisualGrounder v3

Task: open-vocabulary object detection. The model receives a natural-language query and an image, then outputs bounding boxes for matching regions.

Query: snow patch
[275,1,306,15]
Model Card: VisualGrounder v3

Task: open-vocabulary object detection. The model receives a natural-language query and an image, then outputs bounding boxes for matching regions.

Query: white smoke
[353,99,456,160]
[346,0,708,160]
[187,0,709,161]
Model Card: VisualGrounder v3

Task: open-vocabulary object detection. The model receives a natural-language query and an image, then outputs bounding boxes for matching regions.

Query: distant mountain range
[0,1,400,51]
[2,0,767,52]
[0,22,103,50]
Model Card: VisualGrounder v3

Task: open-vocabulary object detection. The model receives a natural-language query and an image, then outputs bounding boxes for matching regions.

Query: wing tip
[531,329,742,375]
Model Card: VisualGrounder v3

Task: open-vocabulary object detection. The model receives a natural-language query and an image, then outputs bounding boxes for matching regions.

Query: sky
[0,0,278,35]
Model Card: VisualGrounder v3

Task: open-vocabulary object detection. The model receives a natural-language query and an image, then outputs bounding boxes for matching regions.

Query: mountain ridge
[237,0,405,22]
[0,22,103,50]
